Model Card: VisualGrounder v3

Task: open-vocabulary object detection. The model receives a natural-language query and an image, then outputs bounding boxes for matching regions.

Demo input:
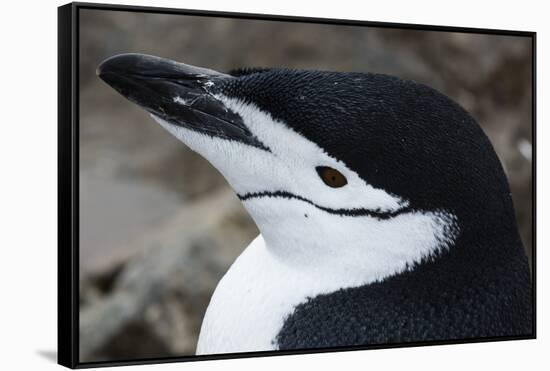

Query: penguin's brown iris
[316,166,348,188]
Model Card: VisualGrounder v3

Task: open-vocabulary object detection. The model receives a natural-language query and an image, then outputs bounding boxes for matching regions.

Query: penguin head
[98,54,517,281]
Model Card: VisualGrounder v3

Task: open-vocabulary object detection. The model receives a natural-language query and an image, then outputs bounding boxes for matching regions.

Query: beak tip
[96,55,118,82]
[96,53,137,80]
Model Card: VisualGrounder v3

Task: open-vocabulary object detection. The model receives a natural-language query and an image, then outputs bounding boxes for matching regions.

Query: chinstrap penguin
[97,53,532,355]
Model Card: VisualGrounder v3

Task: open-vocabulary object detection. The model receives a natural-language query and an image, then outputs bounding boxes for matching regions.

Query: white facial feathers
[152,95,459,277]
[156,95,408,213]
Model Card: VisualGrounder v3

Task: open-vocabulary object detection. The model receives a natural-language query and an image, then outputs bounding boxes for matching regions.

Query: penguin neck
[259,231,371,288]
[454,193,525,265]
[398,213,527,295]
[241,196,459,288]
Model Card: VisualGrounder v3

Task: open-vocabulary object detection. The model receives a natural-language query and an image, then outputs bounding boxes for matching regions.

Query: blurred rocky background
[78,8,533,363]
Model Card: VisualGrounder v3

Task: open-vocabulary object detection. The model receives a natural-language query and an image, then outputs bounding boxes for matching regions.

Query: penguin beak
[97,53,265,149]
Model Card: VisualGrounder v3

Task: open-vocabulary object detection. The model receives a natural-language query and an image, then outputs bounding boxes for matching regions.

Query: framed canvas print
[58,2,536,368]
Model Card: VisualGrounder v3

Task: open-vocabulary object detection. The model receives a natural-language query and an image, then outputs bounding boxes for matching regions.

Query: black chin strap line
[237,190,411,220]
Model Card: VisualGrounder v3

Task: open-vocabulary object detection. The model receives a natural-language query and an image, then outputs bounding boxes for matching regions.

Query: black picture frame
[58,2,537,368]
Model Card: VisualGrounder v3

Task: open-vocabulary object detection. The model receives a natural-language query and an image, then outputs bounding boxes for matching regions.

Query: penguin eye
[316,166,347,188]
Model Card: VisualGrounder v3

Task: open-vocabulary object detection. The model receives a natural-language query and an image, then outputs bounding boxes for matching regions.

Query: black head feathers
[217,69,519,249]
